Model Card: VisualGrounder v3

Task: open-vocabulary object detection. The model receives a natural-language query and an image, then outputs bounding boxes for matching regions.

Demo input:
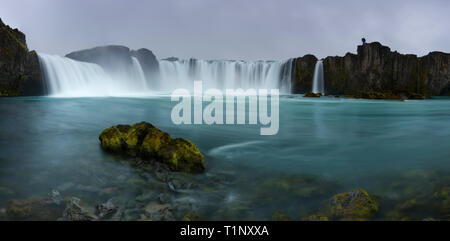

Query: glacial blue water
[1,96,450,220]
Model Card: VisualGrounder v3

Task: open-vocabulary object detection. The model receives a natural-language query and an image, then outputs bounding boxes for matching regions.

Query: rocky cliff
[0,18,43,96]
[66,45,159,83]
[292,42,450,97]
[2,14,450,98]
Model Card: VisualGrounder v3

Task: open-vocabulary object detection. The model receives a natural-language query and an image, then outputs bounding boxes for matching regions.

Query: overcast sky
[1,0,449,60]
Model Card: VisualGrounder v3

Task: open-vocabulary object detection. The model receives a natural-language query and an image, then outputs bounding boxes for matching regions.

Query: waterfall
[38,53,293,97]
[158,59,293,93]
[38,53,152,97]
[312,60,324,94]
[131,57,148,89]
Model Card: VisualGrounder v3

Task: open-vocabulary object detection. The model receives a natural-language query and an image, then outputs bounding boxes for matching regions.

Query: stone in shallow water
[99,122,205,173]
[95,199,117,219]
[301,213,329,221]
[328,189,379,221]
[158,193,171,204]
[44,190,63,205]
[61,197,97,221]
[144,202,174,221]
[183,211,201,221]
[271,211,292,221]
[5,194,65,221]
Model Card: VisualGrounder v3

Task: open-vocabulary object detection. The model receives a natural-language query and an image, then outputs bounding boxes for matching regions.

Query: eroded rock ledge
[99,122,205,173]
[292,42,450,98]
[0,18,43,96]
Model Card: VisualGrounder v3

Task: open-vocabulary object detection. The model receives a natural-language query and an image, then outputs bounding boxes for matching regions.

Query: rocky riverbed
[2,164,450,221]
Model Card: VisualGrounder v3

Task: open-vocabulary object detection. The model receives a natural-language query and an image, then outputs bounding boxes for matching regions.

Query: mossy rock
[434,186,450,200]
[99,122,205,173]
[183,211,201,221]
[302,213,329,221]
[5,197,64,221]
[99,125,131,152]
[328,189,379,221]
[304,92,322,98]
[271,211,292,221]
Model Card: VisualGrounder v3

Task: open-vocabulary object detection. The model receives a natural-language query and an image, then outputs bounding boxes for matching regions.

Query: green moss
[328,189,379,221]
[302,213,329,221]
[271,211,292,221]
[434,187,450,199]
[99,122,205,173]
[183,211,201,221]
[98,125,130,152]
[6,197,64,221]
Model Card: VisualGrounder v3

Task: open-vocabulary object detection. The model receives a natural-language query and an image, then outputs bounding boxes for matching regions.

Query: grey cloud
[1,0,449,60]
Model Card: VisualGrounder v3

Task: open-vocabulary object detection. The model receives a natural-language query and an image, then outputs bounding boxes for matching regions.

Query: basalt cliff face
[2,15,450,98]
[0,18,43,96]
[292,42,450,97]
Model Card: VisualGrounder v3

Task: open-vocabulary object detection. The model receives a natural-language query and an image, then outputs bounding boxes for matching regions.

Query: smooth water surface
[1,96,450,220]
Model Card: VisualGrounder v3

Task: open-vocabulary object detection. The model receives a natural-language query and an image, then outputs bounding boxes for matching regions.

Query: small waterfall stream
[312,60,324,94]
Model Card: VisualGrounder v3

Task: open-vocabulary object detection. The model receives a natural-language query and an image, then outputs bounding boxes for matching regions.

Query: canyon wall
[292,42,450,97]
[1,16,450,98]
[0,18,43,96]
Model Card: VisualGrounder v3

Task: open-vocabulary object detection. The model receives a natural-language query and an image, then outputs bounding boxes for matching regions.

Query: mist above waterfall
[38,52,293,97]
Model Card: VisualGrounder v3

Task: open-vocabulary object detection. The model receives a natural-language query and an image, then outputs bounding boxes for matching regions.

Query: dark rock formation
[99,122,205,173]
[66,45,133,71]
[292,42,450,97]
[61,197,98,221]
[66,45,159,83]
[0,18,44,96]
[131,48,160,81]
[4,190,65,221]
[328,189,379,221]
[291,54,317,94]
[304,92,322,98]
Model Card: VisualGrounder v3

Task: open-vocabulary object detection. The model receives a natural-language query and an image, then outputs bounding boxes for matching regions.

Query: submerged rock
[271,211,292,221]
[61,197,97,221]
[95,199,117,219]
[183,211,201,221]
[44,190,64,205]
[158,193,171,204]
[302,213,329,221]
[99,122,205,173]
[328,189,379,221]
[5,195,65,221]
[143,202,174,221]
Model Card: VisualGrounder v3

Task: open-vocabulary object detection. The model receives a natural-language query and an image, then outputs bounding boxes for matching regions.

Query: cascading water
[38,54,152,97]
[38,53,294,96]
[131,56,148,89]
[312,60,324,94]
[158,59,293,93]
